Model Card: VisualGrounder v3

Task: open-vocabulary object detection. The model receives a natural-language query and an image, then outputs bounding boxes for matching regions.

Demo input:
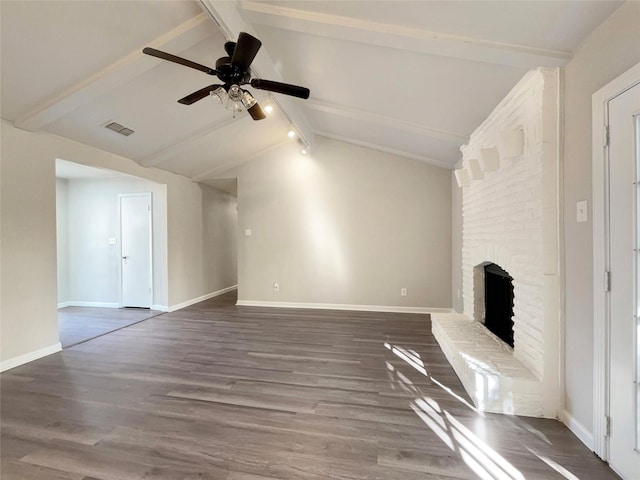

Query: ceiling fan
[143,32,310,121]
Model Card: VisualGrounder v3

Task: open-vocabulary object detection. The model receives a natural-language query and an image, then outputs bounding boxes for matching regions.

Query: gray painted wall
[563,1,640,432]
[236,137,452,308]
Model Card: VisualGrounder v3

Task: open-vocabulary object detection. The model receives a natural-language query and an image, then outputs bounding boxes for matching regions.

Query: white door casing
[593,62,640,479]
[119,193,152,308]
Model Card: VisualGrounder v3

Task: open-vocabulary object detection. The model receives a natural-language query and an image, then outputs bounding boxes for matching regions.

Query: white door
[607,81,640,479]
[120,193,152,308]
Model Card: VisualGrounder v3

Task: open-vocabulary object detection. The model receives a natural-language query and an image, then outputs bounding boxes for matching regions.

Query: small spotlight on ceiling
[301,148,308,155]
[264,104,274,114]
[288,129,296,139]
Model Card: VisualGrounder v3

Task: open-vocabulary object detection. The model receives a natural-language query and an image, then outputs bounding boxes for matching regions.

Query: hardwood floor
[2,292,619,479]
[58,306,162,348]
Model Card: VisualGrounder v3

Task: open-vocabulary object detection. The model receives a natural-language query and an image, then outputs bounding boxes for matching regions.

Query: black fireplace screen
[484,263,515,347]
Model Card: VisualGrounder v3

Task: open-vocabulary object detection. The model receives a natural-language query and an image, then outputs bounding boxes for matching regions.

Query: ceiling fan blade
[250,79,310,99]
[231,32,262,71]
[247,103,266,121]
[178,84,223,105]
[143,47,216,75]
[224,41,236,57]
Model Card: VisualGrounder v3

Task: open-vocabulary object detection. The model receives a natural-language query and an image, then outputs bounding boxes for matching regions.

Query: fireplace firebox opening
[483,263,514,347]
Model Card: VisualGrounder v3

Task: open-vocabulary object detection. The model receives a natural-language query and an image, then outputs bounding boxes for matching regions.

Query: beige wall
[563,2,640,432]
[236,137,452,308]
[0,121,237,366]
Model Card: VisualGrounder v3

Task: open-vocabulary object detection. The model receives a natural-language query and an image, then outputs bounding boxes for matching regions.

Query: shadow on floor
[58,306,162,348]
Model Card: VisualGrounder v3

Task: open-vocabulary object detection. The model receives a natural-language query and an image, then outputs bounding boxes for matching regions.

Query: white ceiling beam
[14,13,214,132]
[316,132,453,170]
[239,2,571,69]
[139,114,244,168]
[191,139,291,181]
[197,0,315,148]
[305,99,468,145]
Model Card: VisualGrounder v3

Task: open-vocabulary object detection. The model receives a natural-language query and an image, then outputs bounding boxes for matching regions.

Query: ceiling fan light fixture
[143,32,310,122]
[225,84,244,113]
[240,90,257,109]
[210,86,228,104]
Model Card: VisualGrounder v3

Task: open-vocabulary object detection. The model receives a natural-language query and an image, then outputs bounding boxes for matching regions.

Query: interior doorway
[55,159,168,347]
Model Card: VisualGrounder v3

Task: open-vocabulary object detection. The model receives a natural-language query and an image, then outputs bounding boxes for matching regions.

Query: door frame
[118,192,153,308]
[592,61,640,460]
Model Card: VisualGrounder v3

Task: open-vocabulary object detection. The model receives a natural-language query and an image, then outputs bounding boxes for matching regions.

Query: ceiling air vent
[104,121,134,136]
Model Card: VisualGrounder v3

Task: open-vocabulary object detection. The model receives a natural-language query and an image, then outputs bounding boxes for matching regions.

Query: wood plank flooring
[2,292,619,479]
[58,306,162,348]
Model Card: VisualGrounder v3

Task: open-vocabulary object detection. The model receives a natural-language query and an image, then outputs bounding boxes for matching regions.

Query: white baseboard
[58,301,119,309]
[559,409,594,451]
[168,285,238,312]
[235,300,452,315]
[1,342,62,372]
[151,304,169,312]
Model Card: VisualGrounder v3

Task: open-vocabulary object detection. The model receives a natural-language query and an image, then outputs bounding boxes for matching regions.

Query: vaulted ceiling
[1,0,623,188]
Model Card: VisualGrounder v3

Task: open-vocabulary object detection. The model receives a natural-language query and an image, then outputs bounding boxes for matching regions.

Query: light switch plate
[108,237,117,245]
[576,200,588,223]
[244,229,252,237]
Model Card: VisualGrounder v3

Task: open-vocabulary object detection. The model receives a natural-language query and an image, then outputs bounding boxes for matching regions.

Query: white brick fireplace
[433,69,561,417]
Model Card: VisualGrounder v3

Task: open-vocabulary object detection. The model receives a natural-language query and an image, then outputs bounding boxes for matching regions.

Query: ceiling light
[288,129,296,139]
[264,104,274,114]
[210,86,228,104]
[241,90,257,109]
[301,148,308,155]
[226,84,244,115]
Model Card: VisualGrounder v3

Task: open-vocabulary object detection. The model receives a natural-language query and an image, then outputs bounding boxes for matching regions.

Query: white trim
[168,285,238,312]
[306,99,467,144]
[316,131,453,169]
[558,67,568,424]
[560,409,595,451]
[151,304,169,312]
[239,1,570,68]
[58,301,119,309]
[0,342,62,372]
[236,300,451,315]
[592,61,640,460]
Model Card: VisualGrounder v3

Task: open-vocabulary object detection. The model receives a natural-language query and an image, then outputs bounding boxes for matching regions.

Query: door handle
[122,256,128,260]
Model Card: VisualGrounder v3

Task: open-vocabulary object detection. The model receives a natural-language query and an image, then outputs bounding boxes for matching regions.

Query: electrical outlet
[401,288,407,297]
[273,282,279,292]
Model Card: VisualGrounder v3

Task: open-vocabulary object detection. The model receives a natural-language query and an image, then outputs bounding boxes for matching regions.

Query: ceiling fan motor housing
[215,57,251,86]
